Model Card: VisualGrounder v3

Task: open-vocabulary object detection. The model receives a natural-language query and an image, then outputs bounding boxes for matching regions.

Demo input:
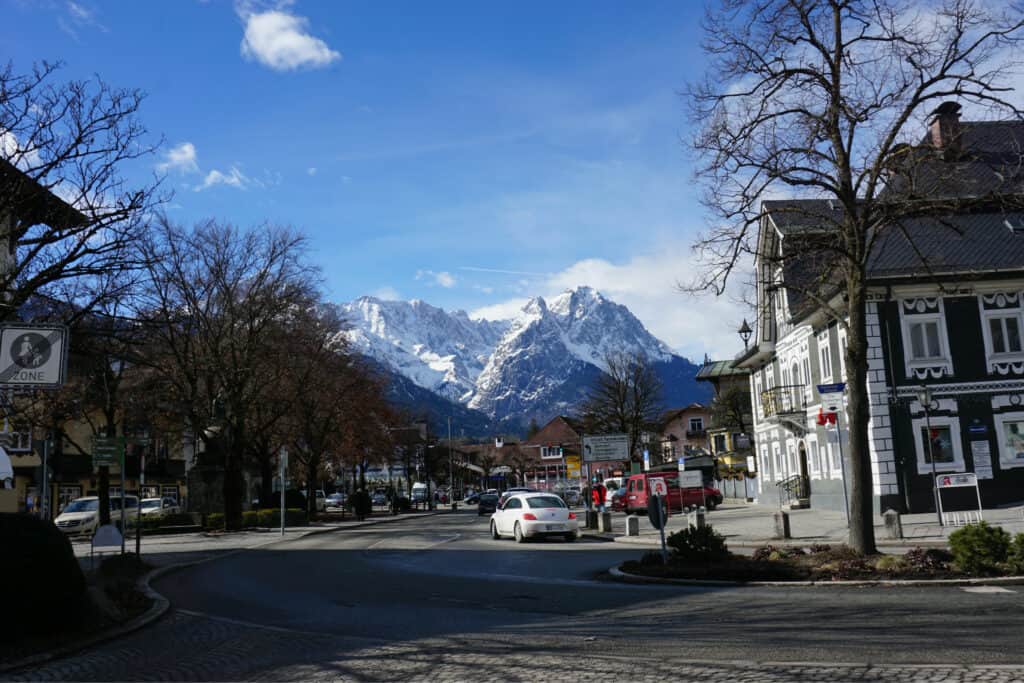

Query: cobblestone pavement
[7,609,1024,682]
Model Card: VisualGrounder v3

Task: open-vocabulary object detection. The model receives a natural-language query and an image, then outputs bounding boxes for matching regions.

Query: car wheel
[490,520,501,539]
[514,522,526,543]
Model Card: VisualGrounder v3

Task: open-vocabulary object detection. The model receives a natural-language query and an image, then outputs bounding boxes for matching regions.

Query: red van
[623,472,722,514]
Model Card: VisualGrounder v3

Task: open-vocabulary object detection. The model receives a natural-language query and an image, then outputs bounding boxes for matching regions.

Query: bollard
[625,515,640,536]
[598,511,613,533]
[586,510,599,529]
[688,507,706,530]
[882,509,903,539]
[773,510,791,539]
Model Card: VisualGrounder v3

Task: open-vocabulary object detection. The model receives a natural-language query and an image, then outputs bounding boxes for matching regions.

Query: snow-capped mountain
[340,286,709,430]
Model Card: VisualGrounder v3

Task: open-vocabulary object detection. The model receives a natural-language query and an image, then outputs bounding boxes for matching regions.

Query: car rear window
[526,496,565,509]
[480,494,498,503]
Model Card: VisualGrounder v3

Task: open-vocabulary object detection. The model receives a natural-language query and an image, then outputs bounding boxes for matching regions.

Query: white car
[54,495,140,535]
[489,492,580,543]
[140,497,181,518]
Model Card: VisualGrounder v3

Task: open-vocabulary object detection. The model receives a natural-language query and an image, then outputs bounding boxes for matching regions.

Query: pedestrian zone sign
[0,325,69,387]
[649,478,668,497]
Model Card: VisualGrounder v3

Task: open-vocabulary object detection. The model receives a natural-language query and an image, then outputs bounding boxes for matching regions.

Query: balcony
[760,385,808,434]
[685,429,707,440]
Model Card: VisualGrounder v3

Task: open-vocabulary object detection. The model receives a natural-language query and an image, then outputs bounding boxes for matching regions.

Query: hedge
[206,508,308,529]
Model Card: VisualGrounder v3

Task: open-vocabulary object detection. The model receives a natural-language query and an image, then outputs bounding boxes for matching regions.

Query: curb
[609,536,951,550]
[0,511,442,674]
[607,564,1024,588]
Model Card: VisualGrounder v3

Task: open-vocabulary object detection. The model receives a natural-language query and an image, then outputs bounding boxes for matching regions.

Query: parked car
[610,486,628,512]
[477,493,499,516]
[140,497,180,518]
[498,487,537,508]
[54,495,140,535]
[326,492,346,508]
[623,473,722,514]
[464,492,481,504]
[371,491,387,506]
[411,482,428,503]
[490,492,579,543]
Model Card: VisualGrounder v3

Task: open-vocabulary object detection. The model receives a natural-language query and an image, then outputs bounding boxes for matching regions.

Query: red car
[623,473,722,514]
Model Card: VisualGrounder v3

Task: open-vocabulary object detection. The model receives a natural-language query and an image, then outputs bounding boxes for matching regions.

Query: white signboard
[0,326,68,386]
[746,455,756,472]
[970,441,994,480]
[679,470,703,488]
[582,434,629,462]
[936,473,977,488]
[649,478,668,497]
[91,524,123,552]
[677,459,686,473]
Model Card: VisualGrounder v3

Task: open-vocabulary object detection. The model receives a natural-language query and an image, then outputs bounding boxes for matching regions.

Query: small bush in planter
[205,512,225,529]
[948,522,1010,575]
[666,525,730,562]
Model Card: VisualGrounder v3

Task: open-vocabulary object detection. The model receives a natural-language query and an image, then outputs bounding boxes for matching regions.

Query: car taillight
[522,513,537,520]
[568,512,576,520]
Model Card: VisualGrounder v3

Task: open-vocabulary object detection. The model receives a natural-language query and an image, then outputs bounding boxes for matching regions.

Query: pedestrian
[591,480,606,513]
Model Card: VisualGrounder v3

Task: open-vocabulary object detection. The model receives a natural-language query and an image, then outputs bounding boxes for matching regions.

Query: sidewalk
[588,503,1024,550]
[72,509,443,570]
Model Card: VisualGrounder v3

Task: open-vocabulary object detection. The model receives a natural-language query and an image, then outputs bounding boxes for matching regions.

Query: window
[989,315,1023,354]
[993,413,1024,470]
[636,479,645,492]
[713,434,727,453]
[818,336,832,382]
[688,418,704,432]
[911,415,964,474]
[829,441,842,474]
[504,498,522,510]
[526,496,565,509]
[773,445,782,479]
[809,440,820,476]
[838,330,848,380]
[908,321,943,360]
[57,485,82,512]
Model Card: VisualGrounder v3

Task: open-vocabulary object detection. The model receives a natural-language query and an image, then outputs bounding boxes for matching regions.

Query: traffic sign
[649,478,668,497]
[0,325,68,387]
[92,436,125,467]
[582,434,629,462]
[817,382,846,394]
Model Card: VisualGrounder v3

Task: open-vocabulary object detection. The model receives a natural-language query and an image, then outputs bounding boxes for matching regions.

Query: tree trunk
[306,459,317,518]
[223,440,244,530]
[259,454,273,511]
[846,274,878,555]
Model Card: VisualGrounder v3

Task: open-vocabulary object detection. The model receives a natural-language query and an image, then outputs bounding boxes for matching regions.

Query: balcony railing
[760,385,806,419]
[685,429,706,439]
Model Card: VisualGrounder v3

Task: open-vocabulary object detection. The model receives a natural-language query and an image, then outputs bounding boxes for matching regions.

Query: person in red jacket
[591,481,607,512]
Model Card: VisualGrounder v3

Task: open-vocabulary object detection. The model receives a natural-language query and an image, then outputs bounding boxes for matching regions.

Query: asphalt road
[9,511,1024,682]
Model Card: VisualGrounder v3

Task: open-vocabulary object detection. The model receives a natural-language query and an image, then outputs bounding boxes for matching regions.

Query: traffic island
[614,521,1024,585]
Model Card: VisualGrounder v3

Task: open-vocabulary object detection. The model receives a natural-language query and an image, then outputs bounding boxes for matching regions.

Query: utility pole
[448,416,455,511]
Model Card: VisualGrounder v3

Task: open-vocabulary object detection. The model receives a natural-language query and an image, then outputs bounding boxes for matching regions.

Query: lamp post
[738,319,753,350]
[917,385,943,526]
[448,416,456,511]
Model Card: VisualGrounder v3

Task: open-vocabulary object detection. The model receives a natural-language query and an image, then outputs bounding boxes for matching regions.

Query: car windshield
[63,499,98,513]
[480,494,498,503]
[142,500,161,509]
[526,496,565,509]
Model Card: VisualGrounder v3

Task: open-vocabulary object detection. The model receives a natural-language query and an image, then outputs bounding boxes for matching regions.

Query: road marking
[960,586,1015,594]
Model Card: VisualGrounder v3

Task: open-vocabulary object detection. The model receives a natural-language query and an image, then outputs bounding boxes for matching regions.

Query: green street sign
[92,436,126,467]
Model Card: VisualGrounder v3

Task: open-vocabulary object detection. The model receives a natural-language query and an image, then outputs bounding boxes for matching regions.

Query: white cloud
[195,166,250,191]
[416,269,457,289]
[470,298,530,321]
[371,286,401,301]
[239,7,341,71]
[307,167,317,176]
[157,142,199,174]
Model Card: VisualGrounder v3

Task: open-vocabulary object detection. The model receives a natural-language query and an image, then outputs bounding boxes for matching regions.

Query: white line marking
[960,586,1015,594]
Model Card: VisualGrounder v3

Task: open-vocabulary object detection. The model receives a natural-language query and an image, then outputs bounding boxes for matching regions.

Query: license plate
[546,524,563,531]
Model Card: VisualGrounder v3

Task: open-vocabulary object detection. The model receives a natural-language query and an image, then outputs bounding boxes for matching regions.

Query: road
[10,511,1024,682]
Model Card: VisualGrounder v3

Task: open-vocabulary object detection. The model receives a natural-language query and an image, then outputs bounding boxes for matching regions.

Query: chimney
[928,101,962,158]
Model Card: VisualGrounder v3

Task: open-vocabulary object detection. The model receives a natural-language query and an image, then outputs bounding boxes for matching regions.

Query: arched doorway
[797,441,811,506]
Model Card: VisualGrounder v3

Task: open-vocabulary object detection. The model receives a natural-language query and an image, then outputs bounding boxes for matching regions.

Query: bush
[948,522,1010,575]
[242,510,259,527]
[666,525,730,563]
[903,547,953,572]
[751,545,777,562]
[1007,533,1024,574]
[874,555,907,573]
[0,513,89,637]
[205,512,225,529]
[252,508,308,527]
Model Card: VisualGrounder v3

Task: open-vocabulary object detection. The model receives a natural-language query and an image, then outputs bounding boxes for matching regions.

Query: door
[798,442,811,499]
[499,497,521,534]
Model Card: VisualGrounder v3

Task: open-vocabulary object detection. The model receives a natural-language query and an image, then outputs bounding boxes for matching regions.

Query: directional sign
[92,436,125,467]
[0,325,68,386]
[817,382,846,394]
[582,434,629,462]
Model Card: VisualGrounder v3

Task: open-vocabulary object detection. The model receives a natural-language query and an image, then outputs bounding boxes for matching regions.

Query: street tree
[0,61,161,315]
[136,218,319,529]
[685,0,1024,553]
[581,352,664,461]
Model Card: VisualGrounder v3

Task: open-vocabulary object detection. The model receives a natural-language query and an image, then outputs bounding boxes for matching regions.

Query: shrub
[257,508,276,527]
[903,547,953,572]
[666,525,730,562]
[162,512,197,526]
[639,551,664,566]
[948,522,1010,575]
[751,545,777,562]
[253,508,308,527]
[0,513,89,637]
[1007,533,1024,574]
[242,511,259,527]
[809,543,832,554]
[205,512,225,529]
[874,555,907,573]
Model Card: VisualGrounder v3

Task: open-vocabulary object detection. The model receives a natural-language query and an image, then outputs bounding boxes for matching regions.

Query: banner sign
[582,434,629,462]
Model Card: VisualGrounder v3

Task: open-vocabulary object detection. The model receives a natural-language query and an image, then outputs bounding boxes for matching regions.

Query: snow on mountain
[340,287,708,428]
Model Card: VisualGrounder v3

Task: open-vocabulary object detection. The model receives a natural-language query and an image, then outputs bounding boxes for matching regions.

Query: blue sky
[1,0,748,359]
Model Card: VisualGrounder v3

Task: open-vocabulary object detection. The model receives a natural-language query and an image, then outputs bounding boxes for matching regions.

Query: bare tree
[136,218,319,529]
[581,352,664,461]
[0,61,162,316]
[685,0,1024,553]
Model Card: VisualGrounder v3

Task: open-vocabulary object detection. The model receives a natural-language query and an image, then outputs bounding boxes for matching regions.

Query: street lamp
[916,385,943,526]
[738,319,753,349]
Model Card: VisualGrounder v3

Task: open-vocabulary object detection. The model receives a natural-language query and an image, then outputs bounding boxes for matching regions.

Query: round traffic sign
[11,332,51,369]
